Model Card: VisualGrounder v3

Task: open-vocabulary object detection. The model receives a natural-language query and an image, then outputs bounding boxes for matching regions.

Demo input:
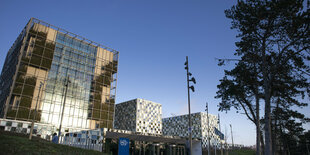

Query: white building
[114,98,162,135]
[162,112,224,149]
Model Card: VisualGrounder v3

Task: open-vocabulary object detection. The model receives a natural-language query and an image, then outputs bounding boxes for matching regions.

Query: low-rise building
[114,98,162,135]
[162,112,224,149]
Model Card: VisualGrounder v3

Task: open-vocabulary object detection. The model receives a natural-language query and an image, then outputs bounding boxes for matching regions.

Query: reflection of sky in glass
[41,32,97,129]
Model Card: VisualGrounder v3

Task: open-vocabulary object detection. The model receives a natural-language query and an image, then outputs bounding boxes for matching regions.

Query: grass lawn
[0,130,104,155]
[229,148,256,155]
[203,149,256,155]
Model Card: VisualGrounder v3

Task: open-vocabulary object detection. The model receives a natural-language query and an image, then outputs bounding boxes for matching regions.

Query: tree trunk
[256,94,261,155]
[260,130,265,153]
[264,90,272,155]
[273,103,280,155]
[262,40,272,155]
[272,120,275,155]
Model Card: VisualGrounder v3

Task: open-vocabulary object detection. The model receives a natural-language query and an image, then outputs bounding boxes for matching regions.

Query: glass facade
[0,18,119,131]
[0,25,27,117]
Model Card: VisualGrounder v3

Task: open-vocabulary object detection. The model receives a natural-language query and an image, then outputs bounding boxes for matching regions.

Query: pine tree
[219,0,310,154]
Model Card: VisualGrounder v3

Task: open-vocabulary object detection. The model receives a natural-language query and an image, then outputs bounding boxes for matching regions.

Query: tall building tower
[0,18,119,131]
[114,98,162,135]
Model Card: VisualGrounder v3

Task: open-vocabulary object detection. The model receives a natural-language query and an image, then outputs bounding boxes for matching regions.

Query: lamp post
[225,126,228,155]
[206,102,211,155]
[230,124,234,150]
[184,56,196,155]
[29,81,44,140]
[58,76,70,143]
[218,114,223,155]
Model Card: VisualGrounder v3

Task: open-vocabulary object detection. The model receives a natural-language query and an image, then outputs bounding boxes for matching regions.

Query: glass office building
[0,18,119,131]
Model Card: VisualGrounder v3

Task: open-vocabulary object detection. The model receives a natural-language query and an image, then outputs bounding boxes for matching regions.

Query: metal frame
[31,18,119,55]
[3,18,34,118]
[2,18,120,131]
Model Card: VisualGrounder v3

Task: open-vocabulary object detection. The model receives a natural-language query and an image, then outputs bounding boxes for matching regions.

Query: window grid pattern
[114,100,136,131]
[41,32,98,129]
[1,18,119,132]
[136,99,162,134]
[114,99,162,135]
[0,24,26,117]
[162,112,223,149]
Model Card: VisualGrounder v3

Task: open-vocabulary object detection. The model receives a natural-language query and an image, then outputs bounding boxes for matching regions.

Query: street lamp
[58,76,71,143]
[230,124,234,150]
[184,56,196,155]
[218,114,223,155]
[205,102,211,155]
[29,81,44,140]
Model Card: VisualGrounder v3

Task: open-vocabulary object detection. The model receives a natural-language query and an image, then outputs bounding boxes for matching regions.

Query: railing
[58,130,104,152]
[0,118,103,152]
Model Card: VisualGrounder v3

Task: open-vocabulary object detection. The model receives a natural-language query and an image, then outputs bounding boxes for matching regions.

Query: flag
[214,127,224,140]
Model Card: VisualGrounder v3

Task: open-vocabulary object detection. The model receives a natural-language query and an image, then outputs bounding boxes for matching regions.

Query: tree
[216,52,265,154]
[271,104,309,155]
[298,130,310,155]
[219,0,310,154]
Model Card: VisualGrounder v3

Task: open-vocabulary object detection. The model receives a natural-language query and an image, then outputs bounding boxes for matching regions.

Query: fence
[59,129,105,152]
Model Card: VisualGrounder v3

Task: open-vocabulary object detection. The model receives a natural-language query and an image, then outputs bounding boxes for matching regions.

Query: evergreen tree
[269,97,309,155]
[218,0,310,154]
[216,57,265,154]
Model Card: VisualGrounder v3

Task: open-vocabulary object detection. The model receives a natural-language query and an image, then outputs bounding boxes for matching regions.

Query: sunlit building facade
[114,98,162,135]
[0,18,119,132]
[162,112,224,149]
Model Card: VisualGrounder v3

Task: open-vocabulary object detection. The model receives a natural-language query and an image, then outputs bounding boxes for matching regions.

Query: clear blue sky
[0,0,309,146]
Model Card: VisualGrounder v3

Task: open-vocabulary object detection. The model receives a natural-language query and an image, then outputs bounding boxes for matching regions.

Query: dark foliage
[218,0,309,154]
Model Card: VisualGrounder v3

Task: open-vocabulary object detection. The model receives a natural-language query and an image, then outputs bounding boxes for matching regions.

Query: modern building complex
[114,99,224,150]
[0,18,119,133]
[0,18,223,154]
[114,98,162,135]
[162,112,224,149]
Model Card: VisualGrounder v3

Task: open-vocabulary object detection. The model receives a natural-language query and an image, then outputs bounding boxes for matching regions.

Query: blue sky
[0,0,309,145]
